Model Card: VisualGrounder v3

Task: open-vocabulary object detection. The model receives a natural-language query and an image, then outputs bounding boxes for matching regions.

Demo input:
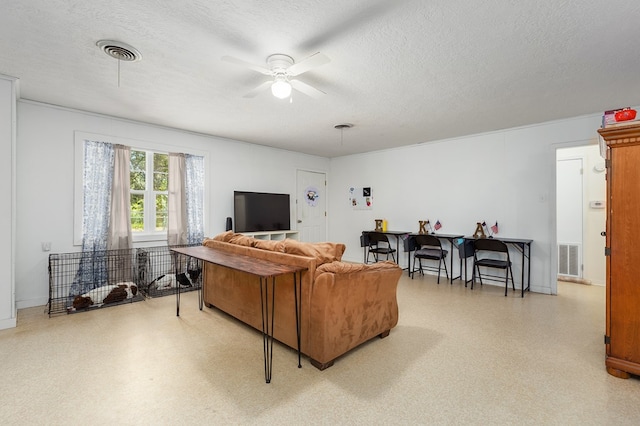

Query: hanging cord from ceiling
[334,123,353,145]
[96,40,142,87]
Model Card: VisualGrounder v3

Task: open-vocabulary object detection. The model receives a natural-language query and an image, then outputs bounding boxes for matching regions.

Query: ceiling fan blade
[290,79,326,98]
[242,80,273,98]
[221,55,272,75]
[287,52,330,76]
[298,1,401,51]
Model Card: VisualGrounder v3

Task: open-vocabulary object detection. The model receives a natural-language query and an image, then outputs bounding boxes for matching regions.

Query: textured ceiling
[2,0,639,157]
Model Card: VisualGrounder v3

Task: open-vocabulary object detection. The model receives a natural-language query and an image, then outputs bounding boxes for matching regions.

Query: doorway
[555,145,606,287]
[556,156,583,278]
[296,170,327,242]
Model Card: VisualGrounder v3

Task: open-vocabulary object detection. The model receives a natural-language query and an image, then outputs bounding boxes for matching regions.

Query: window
[130,150,169,236]
[74,131,208,246]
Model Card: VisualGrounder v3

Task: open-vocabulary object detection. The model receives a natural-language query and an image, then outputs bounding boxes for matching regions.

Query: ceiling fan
[221,52,330,99]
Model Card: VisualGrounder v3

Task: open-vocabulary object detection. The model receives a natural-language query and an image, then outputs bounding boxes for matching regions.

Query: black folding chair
[411,234,449,284]
[472,238,515,296]
[367,232,396,263]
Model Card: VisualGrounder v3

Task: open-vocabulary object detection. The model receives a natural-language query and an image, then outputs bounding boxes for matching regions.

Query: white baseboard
[16,297,48,310]
[0,316,17,330]
[531,284,552,295]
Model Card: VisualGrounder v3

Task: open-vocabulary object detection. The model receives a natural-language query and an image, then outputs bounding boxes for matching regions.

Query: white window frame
[130,149,169,240]
[74,131,208,246]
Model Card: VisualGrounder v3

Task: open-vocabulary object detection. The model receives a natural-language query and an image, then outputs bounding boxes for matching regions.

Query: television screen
[234,191,291,233]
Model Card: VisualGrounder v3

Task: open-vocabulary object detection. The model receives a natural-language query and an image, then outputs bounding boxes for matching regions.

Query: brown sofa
[201,232,402,370]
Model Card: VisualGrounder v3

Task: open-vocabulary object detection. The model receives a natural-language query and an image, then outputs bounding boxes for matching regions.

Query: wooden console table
[170,245,305,383]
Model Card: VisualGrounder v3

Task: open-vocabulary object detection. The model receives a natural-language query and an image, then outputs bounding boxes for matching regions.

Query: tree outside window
[130,150,168,234]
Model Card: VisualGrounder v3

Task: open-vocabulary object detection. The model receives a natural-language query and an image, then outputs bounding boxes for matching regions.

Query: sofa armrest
[308,262,402,364]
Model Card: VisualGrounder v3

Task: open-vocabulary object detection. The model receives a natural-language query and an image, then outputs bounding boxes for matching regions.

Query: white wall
[11,99,618,305]
[329,114,604,295]
[0,76,16,329]
[15,101,329,308]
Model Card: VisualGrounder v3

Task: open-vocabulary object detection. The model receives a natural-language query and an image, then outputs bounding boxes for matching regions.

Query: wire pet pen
[48,245,202,316]
[136,244,202,298]
[48,248,143,316]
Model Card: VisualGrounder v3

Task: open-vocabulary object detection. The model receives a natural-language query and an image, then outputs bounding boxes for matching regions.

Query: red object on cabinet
[614,108,637,122]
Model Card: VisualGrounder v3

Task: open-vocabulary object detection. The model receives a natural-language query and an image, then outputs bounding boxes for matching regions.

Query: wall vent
[558,243,581,277]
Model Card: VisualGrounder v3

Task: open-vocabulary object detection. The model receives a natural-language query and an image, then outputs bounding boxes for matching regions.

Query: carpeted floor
[1,276,639,425]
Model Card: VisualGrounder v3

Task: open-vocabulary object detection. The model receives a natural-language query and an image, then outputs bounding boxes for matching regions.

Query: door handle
[297,220,302,223]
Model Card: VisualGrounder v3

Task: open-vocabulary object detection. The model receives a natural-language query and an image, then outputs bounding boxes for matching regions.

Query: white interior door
[296,170,327,242]
[556,158,583,277]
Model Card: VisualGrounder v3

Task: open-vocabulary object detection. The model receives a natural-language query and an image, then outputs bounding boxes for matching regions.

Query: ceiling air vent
[96,40,142,62]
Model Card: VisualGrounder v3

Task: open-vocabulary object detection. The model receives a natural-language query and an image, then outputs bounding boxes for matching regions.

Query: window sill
[133,233,168,243]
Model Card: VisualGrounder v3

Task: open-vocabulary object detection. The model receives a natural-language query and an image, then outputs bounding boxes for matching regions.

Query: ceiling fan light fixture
[271,78,292,99]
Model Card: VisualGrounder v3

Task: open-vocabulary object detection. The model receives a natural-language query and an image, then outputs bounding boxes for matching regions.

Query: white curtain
[72,141,134,296]
[185,154,205,245]
[71,140,114,295]
[168,153,205,246]
[168,153,187,245]
[108,144,133,250]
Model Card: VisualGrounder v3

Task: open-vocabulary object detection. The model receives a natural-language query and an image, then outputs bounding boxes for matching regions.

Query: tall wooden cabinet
[598,121,640,379]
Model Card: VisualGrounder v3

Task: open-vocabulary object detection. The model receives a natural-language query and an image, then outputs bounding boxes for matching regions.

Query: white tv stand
[241,230,299,241]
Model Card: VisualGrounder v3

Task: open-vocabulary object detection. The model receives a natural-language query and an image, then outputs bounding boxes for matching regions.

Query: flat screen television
[233,191,291,233]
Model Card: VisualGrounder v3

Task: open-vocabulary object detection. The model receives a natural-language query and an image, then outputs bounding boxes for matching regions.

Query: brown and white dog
[72,282,138,310]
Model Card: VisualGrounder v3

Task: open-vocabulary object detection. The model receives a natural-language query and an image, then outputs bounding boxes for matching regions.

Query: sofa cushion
[283,239,346,265]
[253,239,286,252]
[315,260,399,278]
[210,231,234,242]
[207,233,285,252]
[202,238,217,248]
[227,234,256,247]
[205,232,257,247]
